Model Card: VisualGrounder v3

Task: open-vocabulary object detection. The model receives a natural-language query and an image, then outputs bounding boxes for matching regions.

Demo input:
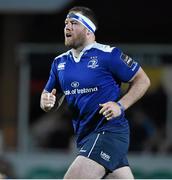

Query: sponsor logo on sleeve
[120,53,134,67]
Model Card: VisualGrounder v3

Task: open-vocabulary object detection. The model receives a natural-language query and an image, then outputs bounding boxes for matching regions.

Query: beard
[65,31,87,49]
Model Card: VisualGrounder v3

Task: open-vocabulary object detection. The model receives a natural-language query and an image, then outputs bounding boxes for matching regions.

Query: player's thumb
[51,88,56,95]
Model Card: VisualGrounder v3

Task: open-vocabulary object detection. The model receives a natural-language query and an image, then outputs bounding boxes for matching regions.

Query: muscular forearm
[118,68,151,110]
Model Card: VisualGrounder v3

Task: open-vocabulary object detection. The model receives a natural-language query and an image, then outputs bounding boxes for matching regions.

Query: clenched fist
[40,89,56,112]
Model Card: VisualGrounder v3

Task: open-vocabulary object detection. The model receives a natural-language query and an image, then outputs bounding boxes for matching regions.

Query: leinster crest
[87,56,99,69]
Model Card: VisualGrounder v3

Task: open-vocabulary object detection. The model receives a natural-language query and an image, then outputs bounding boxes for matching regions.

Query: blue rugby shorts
[78,131,130,172]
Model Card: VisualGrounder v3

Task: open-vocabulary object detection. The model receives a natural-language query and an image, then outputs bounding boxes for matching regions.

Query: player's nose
[65,22,72,30]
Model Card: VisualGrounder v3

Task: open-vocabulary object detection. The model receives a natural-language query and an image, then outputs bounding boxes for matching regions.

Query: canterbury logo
[57,62,66,70]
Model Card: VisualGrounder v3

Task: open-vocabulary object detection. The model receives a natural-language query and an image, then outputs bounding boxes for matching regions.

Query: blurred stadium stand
[0,0,172,178]
[0,0,72,13]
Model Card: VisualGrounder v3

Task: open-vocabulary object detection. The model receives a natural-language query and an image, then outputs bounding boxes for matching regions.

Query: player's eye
[71,20,78,25]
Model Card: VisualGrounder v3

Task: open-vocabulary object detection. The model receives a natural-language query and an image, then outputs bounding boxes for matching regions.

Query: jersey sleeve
[108,48,140,82]
[44,60,62,93]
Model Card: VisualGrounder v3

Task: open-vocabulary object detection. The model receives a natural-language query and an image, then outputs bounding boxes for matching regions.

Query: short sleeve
[108,48,140,82]
[44,60,62,93]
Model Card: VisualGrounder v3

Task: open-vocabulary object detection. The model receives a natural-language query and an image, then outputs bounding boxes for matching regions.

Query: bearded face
[64,18,88,49]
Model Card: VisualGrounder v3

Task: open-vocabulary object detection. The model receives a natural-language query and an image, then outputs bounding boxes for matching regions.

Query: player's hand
[40,89,56,112]
[99,101,122,120]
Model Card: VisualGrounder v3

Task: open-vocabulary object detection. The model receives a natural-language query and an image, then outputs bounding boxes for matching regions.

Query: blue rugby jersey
[44,42,140,147]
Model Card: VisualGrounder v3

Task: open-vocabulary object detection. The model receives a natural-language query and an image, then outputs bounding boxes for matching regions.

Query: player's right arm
[40,59,64,112]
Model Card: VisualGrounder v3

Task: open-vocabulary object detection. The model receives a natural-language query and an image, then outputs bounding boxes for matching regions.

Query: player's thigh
[105,166,134,179]
[64,155,106,179]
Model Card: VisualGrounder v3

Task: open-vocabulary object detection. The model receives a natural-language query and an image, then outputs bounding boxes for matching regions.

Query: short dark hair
[68,6,98,30]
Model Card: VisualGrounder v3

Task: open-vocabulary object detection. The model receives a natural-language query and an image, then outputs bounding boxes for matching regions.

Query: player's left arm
[118,66,151,110]
[99,67,150,120]
[99,48,151,120]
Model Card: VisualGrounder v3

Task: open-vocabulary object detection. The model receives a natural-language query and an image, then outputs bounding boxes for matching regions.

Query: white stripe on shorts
[87,133,100,158]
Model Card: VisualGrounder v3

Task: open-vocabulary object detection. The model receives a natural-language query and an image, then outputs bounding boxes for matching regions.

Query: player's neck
[72,39,95,58]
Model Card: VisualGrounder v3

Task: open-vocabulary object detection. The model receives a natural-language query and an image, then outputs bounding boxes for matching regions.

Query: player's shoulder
[92,43,116,53]
[93,43,123,55]
[54,50,70,62]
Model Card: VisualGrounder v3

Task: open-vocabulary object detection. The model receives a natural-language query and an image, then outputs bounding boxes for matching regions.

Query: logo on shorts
[79,147,87,153]
[100,151,110,161]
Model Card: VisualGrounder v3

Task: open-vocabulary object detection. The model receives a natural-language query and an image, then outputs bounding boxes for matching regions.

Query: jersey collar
[70,42,97,63]
[81,41,97,53]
